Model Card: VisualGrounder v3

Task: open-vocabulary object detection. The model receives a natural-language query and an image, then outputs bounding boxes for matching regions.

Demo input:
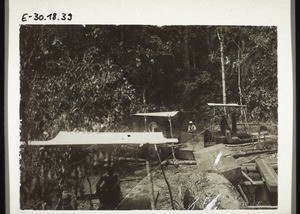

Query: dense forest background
[20,25,277,141]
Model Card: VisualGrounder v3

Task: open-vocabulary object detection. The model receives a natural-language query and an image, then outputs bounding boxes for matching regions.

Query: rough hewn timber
[255,159,277,193]
[193,144,242,183]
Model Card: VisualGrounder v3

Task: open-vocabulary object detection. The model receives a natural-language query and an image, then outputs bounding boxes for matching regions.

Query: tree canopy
[20,25,277,141]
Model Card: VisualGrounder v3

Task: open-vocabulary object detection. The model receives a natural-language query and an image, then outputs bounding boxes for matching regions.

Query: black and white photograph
[19,24,279,211]
[6,0,294,213]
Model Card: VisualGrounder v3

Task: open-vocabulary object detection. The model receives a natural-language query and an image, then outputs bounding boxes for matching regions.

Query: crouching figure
[95,166,122,210]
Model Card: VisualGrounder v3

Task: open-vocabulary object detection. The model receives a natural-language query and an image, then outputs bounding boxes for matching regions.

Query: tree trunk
[182,27,190,72]
[237,42,243,106]
[217,29,227,107]
[192,51,196,68]
[142,87,147,131]
[241,40,246,89]
[181,171,246,209]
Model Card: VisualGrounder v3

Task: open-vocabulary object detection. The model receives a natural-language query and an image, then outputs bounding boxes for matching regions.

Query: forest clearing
[20,119,278,210]
[19,25,278,210]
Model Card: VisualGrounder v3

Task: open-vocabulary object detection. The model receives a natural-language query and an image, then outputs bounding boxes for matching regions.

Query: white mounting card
[6,0,294,213]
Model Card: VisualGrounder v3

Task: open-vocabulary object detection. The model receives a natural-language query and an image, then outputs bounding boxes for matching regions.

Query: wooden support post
[85,169,93,210]
[154,191,160,208]
[225,130,233,144]
[211,107,215,144]
[168,117,176,161]
[145,144,155,210]
[40,147,45,204]
[255,159,277,193]
[154,145,175,210]
[41,163,45,201]
[241,107,249,134]
[145,160,155,210]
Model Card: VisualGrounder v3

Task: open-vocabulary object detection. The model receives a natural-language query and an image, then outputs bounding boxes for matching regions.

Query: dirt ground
[77,162,148,210]
[76,128,277,210]
[77,161,247,210]
[150,164,247,210]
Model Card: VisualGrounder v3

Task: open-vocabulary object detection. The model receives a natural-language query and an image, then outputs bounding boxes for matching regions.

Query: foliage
[20,145,88,209]
[19,25,277,208]
[20,25,277,140]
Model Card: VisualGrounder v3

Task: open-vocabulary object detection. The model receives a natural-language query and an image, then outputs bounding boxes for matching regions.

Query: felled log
[178,171,247,210]
[240,180,264,186]
[194,144,242,183]
[115,157,146,162]
[225,142,257,147]
[166,159,197,165]
[232,149,277,158]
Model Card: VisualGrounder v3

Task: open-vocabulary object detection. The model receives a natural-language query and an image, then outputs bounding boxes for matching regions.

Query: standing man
[187,121,196,137]
[220,115,230,135]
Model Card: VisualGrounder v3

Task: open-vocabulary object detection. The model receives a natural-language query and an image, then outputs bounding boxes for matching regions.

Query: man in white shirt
[187,121,196,137]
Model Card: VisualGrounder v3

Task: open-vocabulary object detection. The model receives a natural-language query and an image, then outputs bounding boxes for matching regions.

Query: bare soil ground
[78,162,246,210]
[77,124,278,210]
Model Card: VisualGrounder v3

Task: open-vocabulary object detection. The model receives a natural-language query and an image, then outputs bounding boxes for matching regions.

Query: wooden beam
[241,163,277,172]
[237,185,249,204]
[255,159,277,193]
[207,103,246,107]
[240,181,264,186]
[232,149,277,158]
[115,157,146,162]
[225,142,258,147]
[241,171,256,185]
[166,160,197,165]
[245,205,277,209]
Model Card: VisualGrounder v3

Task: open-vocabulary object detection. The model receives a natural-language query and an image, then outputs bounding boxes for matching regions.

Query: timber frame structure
[207,103,251,145]
[26,131,178,210]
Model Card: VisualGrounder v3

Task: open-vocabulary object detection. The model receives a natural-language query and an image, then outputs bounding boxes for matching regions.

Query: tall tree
[216,28,227,105]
